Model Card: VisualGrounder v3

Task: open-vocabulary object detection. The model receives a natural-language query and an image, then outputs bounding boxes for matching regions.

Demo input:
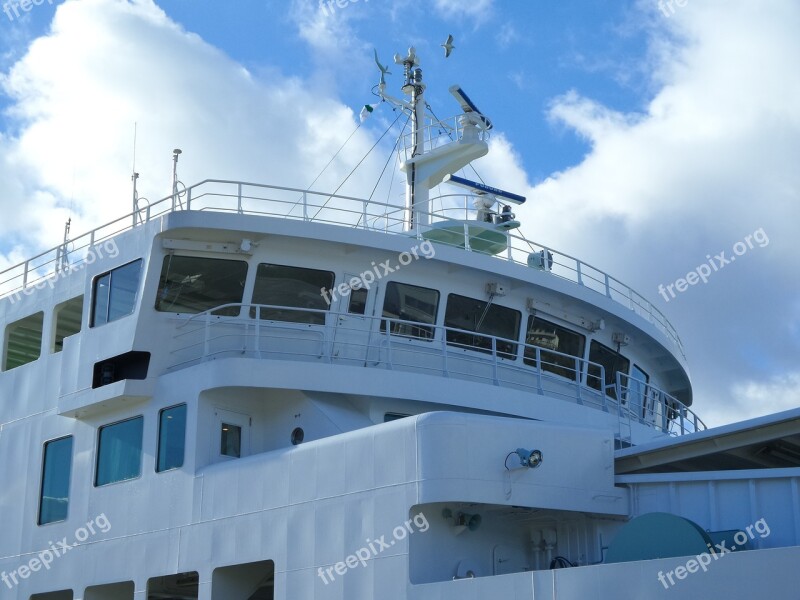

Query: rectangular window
[629,364,650,418]
[348,286,369,315]
[523,316,586,380]
[445,294,520,358]
[252,264,335,325]
[587,341,631,400]
[96,416,144,486]
[92,260,142,327]
[221,423,242,458]
[3,311,44,371]
[38,436,73,525]
[53,296,83,352]
[156,255,248,316]
[157,404,187,472]
[381,282,439,340]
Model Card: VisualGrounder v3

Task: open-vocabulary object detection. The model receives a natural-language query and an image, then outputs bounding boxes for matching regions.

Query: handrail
[0,179,683,359]
[169,302,700,437]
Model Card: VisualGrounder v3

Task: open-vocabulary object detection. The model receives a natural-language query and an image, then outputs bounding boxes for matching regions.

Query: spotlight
[505,448,543,470]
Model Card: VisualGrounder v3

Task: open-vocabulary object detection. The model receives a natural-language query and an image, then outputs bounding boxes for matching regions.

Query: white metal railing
[0,179,683,358]
[169,303,702,438]
[611,372,705,436]
[399,114,490,161]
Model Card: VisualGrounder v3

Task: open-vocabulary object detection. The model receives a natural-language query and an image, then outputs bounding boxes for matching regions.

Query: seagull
[373,49,391,85]
[442,34,455,58]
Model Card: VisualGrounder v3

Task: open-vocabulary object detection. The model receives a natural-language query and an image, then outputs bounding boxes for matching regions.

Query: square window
[96,416,144,486]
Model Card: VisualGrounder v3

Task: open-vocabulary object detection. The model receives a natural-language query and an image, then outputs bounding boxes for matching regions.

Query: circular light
[291,427,305,446]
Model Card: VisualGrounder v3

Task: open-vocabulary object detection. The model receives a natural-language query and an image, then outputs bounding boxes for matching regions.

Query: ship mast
[376,46,492,232]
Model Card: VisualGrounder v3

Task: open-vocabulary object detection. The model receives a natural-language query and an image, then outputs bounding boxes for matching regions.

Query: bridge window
[91,259,142,326]
[38,436,73,525]
[252,264,335,325]
[157,404,187,472]
[524,316,586,380]
[445,294,520,358]
[3,311,43,371]
[95,416,144,487]
[587,341,630,400]
[381,282,439,340]
[156,255,247,316]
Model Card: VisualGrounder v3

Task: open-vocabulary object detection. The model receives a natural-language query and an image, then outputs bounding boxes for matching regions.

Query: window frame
[37,435,74,526]
[444,293,521,359]
[91,259,143,327]
[587,340,631,400]
[95,415,145,487]
[380,281,440,341]
[251,263,336,325]
[155,254,249,316]
[156,404,188,473]
[523,316,587,381]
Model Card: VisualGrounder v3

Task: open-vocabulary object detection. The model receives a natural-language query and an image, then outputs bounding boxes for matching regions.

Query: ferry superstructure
[1,46,799,600]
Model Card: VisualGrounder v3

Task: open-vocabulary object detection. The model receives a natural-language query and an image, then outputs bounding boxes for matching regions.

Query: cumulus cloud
[0,0,386,261]
[504,0,800,425]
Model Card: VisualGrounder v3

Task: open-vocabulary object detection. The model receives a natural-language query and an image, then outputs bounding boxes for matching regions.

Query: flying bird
[442,34,455,58]
[373,49,391,85]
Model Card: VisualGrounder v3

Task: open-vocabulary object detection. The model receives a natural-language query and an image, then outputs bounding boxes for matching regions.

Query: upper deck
[0,179,684,358]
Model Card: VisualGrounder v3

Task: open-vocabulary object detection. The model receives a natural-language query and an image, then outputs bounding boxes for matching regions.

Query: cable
[550,556,577,569]
[310,110,405,221]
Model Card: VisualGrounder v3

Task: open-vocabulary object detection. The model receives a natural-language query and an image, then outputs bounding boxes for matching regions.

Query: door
[332,276,378,364]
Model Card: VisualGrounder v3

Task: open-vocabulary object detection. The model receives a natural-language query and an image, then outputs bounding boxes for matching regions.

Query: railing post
[575,357,583,405]
[604,273,612,298]
[362,200,368,230]
[303,192,308,221]
[535,347,543,395]
[576,261,583,286]
[186,187,192,211]
[204,312,211,360]
[22,260,29,288]
[255,305,261,359]
[463,223,471,251]
[491,337,499,385]
[237,183,243,214]
[441,329,449,377]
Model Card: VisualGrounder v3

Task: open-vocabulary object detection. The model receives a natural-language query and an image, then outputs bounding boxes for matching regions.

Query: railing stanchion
[256,305,261,359]
[303,192,308,221]
[204,311,211,359]
[238,183,243,214]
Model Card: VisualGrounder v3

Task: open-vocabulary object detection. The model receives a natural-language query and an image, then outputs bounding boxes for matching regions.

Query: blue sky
[0,0,798,426]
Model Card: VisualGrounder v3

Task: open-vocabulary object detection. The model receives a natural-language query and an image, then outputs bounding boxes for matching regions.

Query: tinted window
[348,286,369,315]
[96,416,144,486]
[156,255,248,316]
[587,341,631,400]
[381,282,439,340]
[445,294,520,358]
[524,317,586,380]
[39,436,73,525]
[252,264,335,325]
[157,404,187,472]
[92,260,142,326]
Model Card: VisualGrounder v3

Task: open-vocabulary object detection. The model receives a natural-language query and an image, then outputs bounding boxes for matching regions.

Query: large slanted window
[381,282,439,340]
[96,416,144,487]
[445,294,520,358]
[3,311,44,371]
[524,316,586,380]
[156,255,248,316]
[251,264,335,325]
[587,340,631,400]
[92,260,142,327]
[157,404,187,473]
[38,436,73,525]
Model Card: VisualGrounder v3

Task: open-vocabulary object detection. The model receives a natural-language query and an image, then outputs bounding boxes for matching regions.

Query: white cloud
[0,0,383,260]
[433,0,494,23]
[473,0,800,426]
